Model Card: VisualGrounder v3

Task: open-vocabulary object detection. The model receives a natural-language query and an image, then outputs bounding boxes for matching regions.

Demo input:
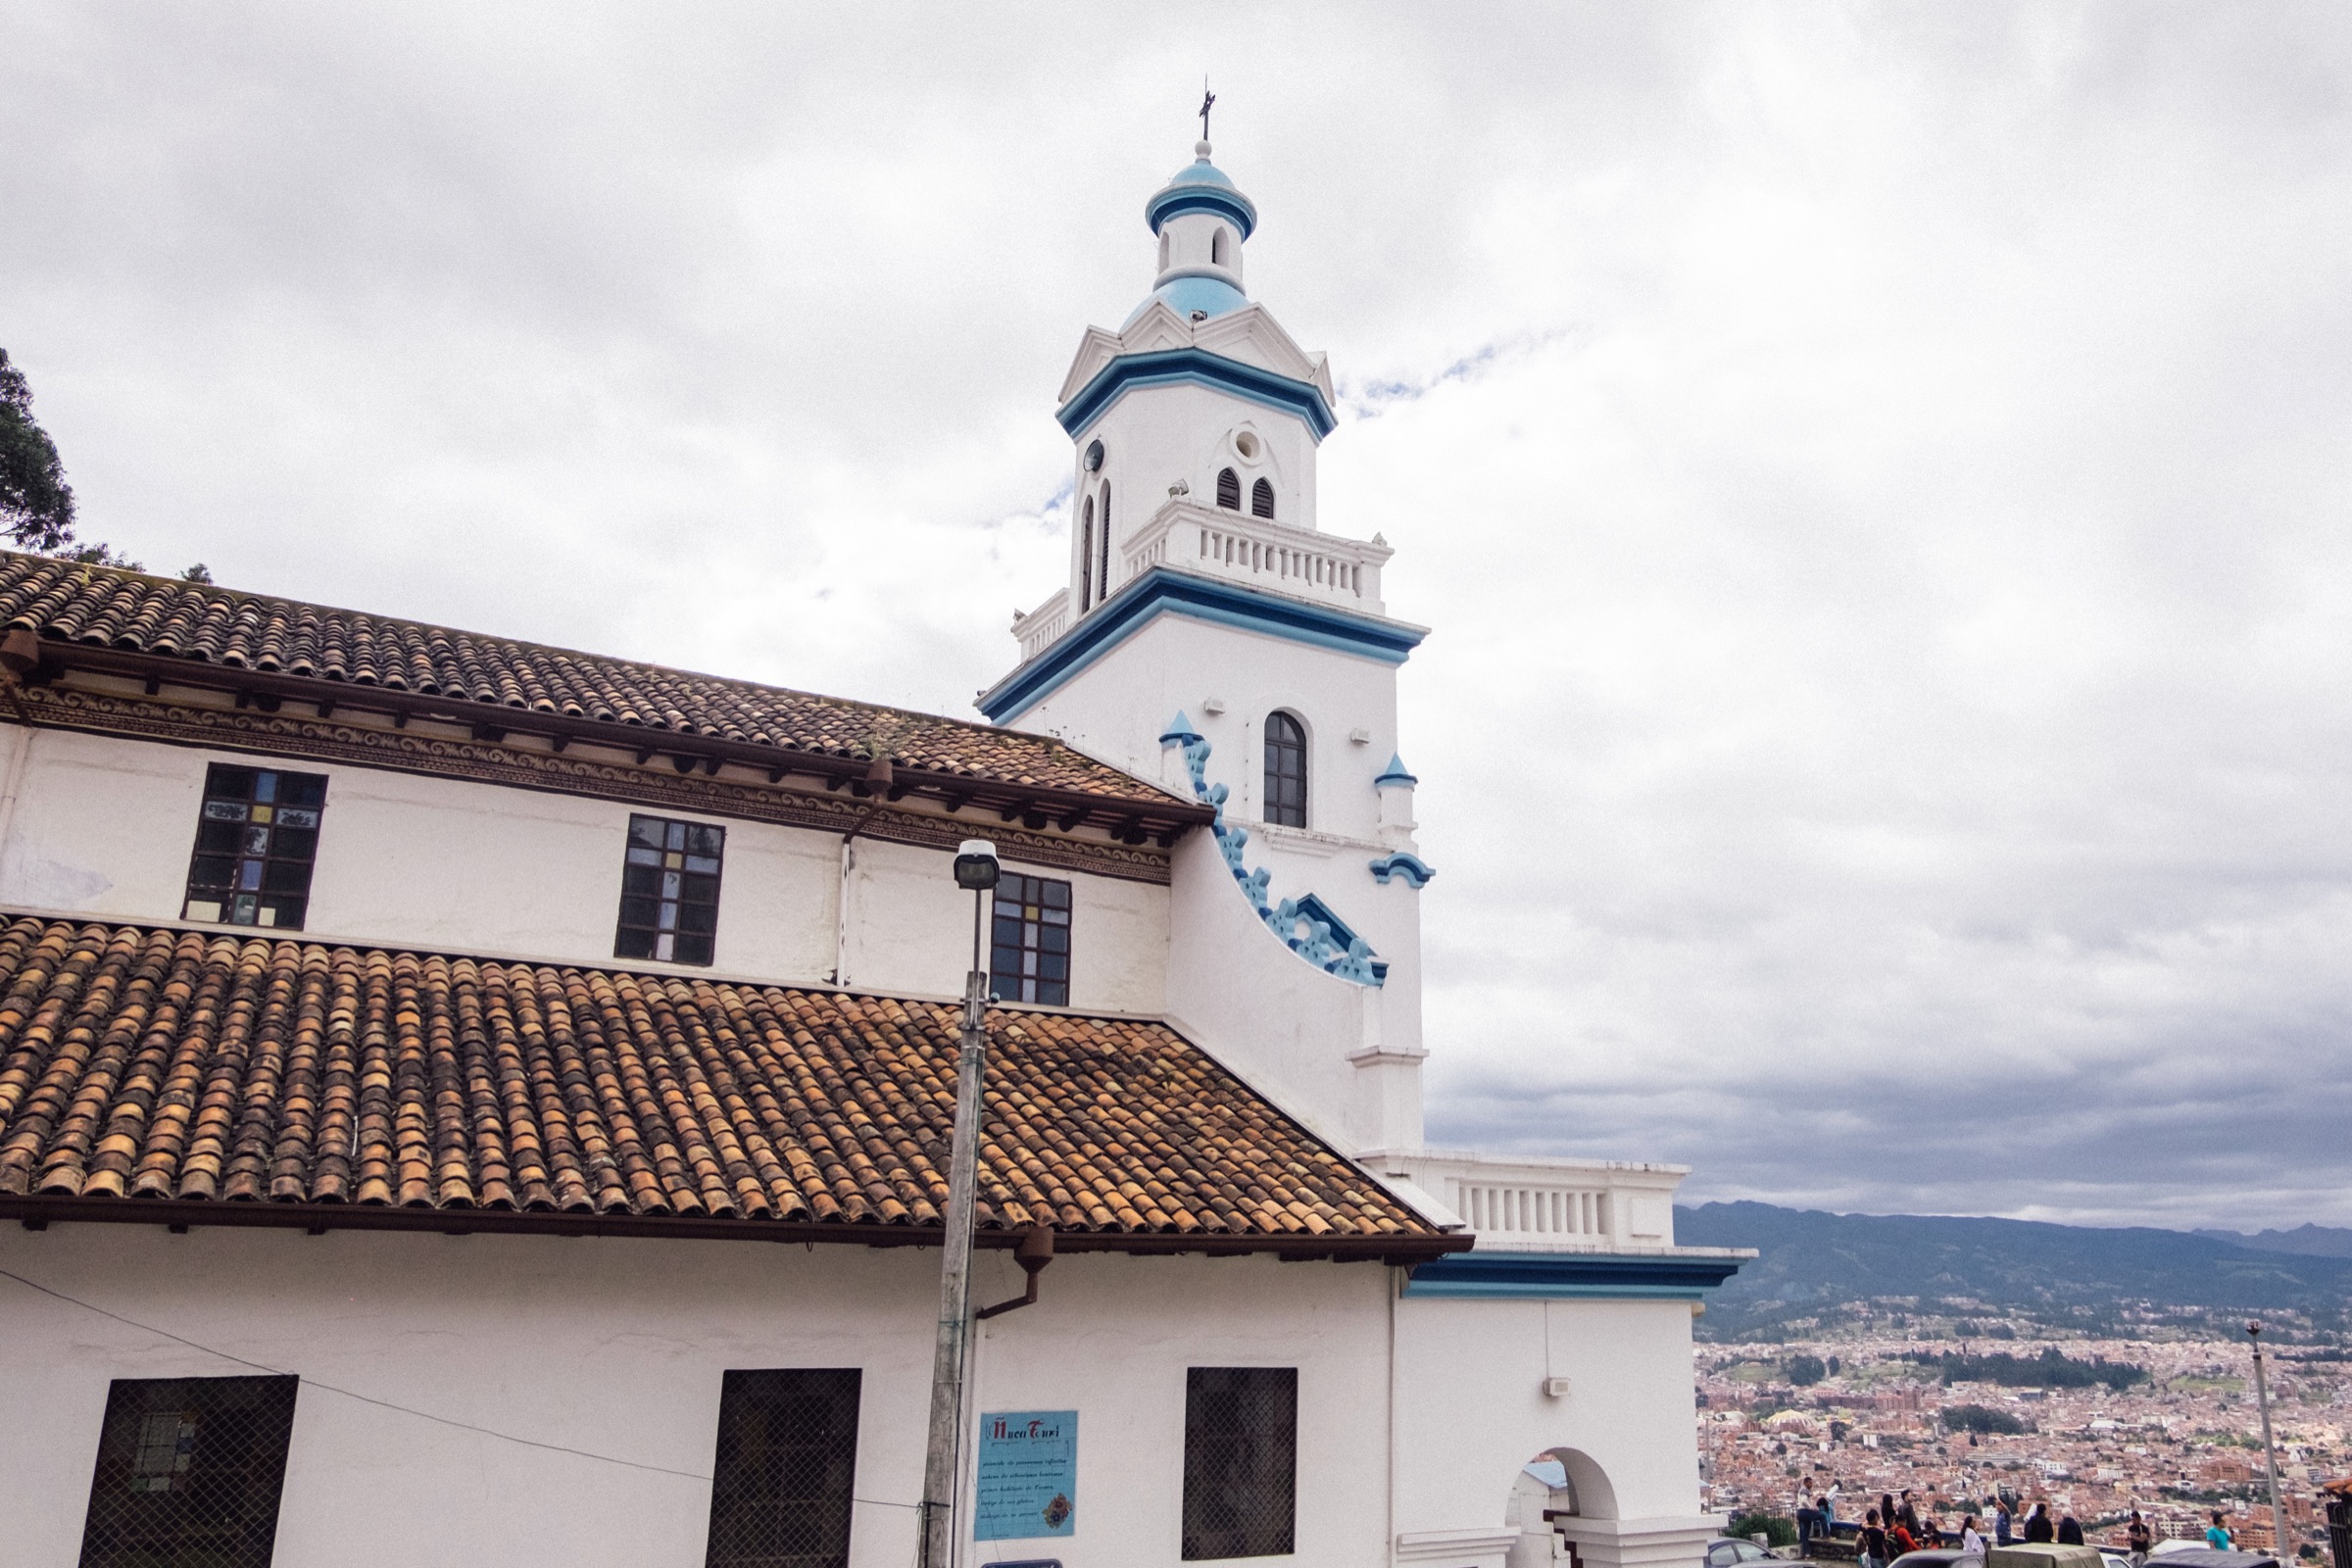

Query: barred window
[78,1374,300,1568]
[1181,1366,1297,1560]
[705,1368,862,1568]
[1263,711,1306,828]
[616,813,725,966]
[990,872,1071,1005]
[182,764,328,929]
[1250,476,1275,519]
[1215,466,1242,510]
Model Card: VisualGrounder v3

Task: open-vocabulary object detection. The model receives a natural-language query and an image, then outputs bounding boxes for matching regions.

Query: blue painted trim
[1403,1250,1746,1300]
[978,568,1423,724]
[1056,349,1338,443]
[1157,710,1202,748]
[1369,852,1436,889]
[1296,893,1387,983]
[1155,724,1384,986]
[1147,184,1257,240]
[1374,752,1418,788]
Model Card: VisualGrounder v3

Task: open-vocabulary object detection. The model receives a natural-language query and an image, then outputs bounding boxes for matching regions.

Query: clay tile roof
[0,918,1438,1248]
[0,552,1176,805]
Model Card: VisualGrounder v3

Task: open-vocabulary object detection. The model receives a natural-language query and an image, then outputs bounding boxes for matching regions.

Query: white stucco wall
[0,725,1167,1015]
[0,1223,1401,1568]
[1008,612,1426,1148]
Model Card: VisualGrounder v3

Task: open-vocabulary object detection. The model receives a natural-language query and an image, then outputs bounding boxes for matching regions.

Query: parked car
[1708,1537,1790,1567]
[1890,1551,1981,1568]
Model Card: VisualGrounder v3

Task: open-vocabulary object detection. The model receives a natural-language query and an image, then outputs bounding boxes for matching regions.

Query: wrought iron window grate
[1181,1365,1297,1560]
[705,1367,862,1568]
[78,1374,300,1568]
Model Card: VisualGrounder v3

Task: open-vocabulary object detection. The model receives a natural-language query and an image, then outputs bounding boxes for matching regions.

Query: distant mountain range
[2192,1223,2352,1259]
[1676,1201,2352,1341]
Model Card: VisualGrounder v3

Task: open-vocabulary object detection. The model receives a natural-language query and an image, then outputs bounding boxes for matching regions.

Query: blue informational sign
[973,1409,1078,1542]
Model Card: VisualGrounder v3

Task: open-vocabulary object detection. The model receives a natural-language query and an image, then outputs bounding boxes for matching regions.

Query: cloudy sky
[7,4,2350,1231]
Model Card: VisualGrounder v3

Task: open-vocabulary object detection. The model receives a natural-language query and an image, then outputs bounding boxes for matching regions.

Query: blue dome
[1145,148,1258,239]
[1124,272,1250,328]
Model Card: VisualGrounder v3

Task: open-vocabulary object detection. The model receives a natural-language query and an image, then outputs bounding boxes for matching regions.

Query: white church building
[0,139,1744,1568]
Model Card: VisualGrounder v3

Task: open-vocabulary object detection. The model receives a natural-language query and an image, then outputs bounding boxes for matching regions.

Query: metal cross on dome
[1200,80,1215,140]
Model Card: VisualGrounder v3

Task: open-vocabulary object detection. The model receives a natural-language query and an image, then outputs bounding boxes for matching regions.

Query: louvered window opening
[1079,494,1096,610]
[1181,1366,1298,1560]
[1215,467,1242,510]
[78,1374,300,1568]
[991,872,1072,1005]
[182,764,328,930]
[616,812,725,966]
[1263,712,1307,828]
[1250,477,1274,518]
[705,1368,862,1568]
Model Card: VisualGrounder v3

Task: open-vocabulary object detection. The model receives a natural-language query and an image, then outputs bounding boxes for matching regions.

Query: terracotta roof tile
[0,918,1433,1246]
[0,552,1171,804]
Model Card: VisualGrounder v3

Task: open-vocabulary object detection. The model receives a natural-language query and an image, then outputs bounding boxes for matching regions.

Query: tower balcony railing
[1007,501,1396,666]
[1374,1149,1702,1252]
[1124,499,1391,615]
[1011,588,1071,665]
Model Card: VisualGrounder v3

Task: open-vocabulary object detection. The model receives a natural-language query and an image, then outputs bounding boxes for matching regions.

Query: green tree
[1728,1513,1797,1547]
[0,350,212,581]
[0,348,76,551]
[1787,1353,1828,1387]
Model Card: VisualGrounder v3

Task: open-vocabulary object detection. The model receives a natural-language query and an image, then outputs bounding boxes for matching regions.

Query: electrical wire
[0,1261,922,1510]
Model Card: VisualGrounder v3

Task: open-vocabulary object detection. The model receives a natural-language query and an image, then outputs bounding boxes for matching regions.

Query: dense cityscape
[1696,1321,2349,1557]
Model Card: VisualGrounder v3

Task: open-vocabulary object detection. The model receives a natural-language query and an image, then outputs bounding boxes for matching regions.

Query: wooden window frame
[181,763,329,931]
[615,812,725,966]
[1262,711,1307,829]
[989,871,1072,1006]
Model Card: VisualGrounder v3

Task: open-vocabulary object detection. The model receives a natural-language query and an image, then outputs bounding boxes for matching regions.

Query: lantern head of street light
[955,839,1001,891]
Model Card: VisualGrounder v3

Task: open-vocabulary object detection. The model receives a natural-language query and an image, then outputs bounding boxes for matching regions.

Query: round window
[1084,439,1105,472]
[1235,431,1259,460]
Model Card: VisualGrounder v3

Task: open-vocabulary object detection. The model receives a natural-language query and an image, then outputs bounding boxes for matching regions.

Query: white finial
[1196,139,1212,160]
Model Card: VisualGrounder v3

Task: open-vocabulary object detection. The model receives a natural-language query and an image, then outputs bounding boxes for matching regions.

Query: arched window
[1211,227,1231,267]
[1263,711,1306,827]
[1158,230,1171,272]
[1216,467,1241,510]
[1079,496,1095,610]
[1098,482,1112,595]
[1250,477,1275,519]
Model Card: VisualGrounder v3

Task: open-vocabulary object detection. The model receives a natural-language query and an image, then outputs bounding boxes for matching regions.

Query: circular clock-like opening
[1235,431,1259,460]
[1083,440,1105,472]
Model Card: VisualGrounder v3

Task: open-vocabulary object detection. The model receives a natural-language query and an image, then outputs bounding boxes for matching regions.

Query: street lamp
[2247,1321,2287,1560]
[919,840,999,1568]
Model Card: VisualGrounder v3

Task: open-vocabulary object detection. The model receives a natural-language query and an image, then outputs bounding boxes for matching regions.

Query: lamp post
[918,839,999,1568]
[2247,1320,2288,1559]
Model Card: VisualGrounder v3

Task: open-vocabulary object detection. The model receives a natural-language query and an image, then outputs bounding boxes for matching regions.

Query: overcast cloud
[6,4,2350,1230]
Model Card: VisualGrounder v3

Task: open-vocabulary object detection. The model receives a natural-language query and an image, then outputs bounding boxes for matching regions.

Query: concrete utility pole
[2247,1321,2288,1559]
[919,842,1000,1568]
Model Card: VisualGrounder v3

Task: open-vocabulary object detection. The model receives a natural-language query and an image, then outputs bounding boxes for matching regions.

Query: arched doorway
[1506,1447,1617,1568]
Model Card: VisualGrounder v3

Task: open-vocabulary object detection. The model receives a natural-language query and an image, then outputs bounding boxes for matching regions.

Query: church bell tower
[978,138,1434,1154]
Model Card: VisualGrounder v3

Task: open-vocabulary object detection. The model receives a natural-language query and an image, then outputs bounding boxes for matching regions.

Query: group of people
[1790,1475,2215,1566]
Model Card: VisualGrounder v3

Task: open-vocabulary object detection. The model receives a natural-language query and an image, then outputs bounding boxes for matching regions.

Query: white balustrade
[1007,500,1397,665]
[1125,499,1390,614]
[1011,588,1070,665]
[1378,1151,1695,1252]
